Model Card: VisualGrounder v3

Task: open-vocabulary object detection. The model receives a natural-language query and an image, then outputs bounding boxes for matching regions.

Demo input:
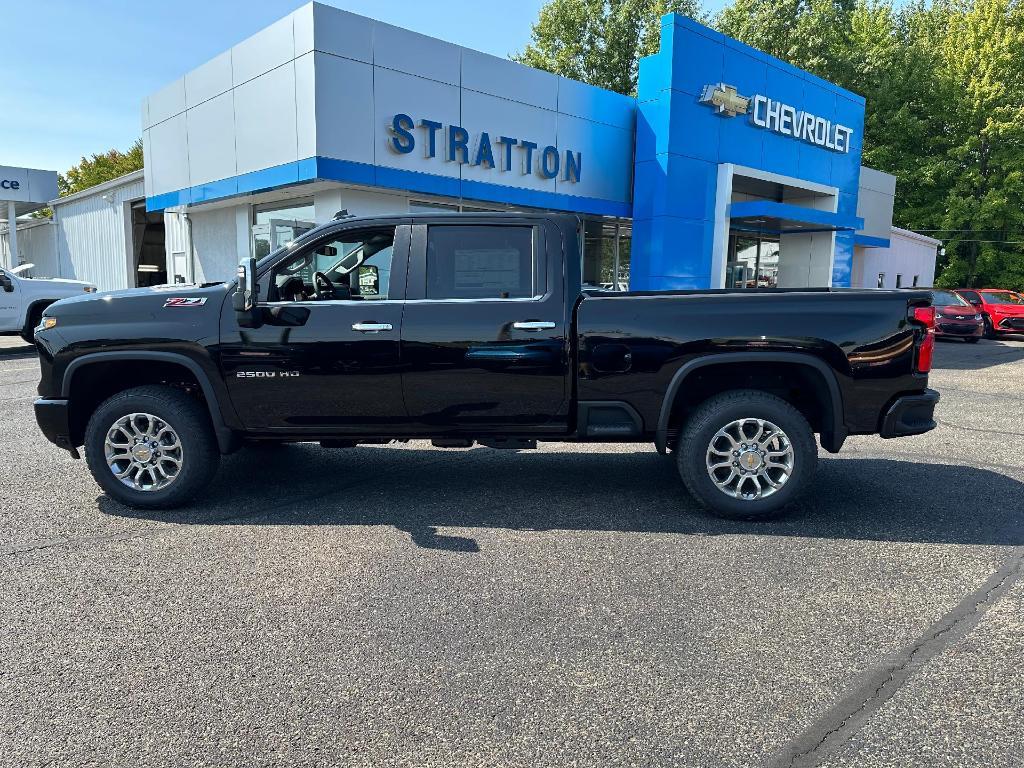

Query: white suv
[0,264,97,342]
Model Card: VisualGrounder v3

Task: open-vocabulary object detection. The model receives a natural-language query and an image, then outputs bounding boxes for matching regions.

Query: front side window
[426,225,540,300]
[268,228,395,302]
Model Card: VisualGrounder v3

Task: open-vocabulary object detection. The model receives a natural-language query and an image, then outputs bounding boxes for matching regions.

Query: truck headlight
[974,314,983,320]
[84,286,97,293]
[37,317,57,331]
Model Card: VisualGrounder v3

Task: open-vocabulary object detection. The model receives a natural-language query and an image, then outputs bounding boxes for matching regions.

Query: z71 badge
[164,297,207,307]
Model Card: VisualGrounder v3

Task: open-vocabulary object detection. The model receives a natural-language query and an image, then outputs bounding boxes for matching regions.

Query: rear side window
[426,225,541,300]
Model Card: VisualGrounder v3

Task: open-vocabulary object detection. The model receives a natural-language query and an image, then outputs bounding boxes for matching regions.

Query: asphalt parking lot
[1,334,1022,767]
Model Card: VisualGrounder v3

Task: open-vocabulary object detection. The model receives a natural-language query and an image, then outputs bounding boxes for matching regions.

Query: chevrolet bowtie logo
[700,83,751,117]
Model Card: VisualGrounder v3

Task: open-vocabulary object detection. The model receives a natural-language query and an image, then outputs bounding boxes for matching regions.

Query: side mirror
[0,273,12,292]
[232,257,261,328]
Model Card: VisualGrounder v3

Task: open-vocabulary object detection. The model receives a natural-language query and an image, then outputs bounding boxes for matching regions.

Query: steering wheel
[312,271,336,300]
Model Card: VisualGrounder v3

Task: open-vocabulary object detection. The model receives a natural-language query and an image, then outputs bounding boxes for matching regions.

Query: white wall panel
[313,53,374,163]
[186,92,237,186]
[53,176,144,292]
[233,63,298,175]
[373,22,460,85]
[294,52,318,160]
[852,229,938,289]
[190,206,239,283]
[554,113,633,201]
[372,68,461,177]
[148,78,186,127]
[309,3,372,63]
[0,221,57,276]
[186,50,233,108]
[461,49,558,111]
[148,115,190,196]
[558,77,635,130]
[232,14,295,86]
[460,89,558,192]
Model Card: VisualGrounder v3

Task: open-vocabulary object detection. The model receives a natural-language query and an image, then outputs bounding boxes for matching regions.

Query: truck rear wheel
[677,390,817,520]
[84,385,219,509]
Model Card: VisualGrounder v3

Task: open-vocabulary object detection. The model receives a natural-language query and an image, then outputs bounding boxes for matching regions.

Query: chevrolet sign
[700,83,855,154]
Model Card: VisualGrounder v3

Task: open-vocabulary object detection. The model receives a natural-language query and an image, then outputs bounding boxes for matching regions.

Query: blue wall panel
[631,14,866,290]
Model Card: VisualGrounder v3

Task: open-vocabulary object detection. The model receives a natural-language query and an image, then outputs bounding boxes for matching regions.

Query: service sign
[700,83,855,154]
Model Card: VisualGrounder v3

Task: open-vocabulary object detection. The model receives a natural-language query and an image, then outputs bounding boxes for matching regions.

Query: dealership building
[3,3,940,293]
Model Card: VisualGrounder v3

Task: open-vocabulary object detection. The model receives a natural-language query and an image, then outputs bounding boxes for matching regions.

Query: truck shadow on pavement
[98,445,1024,552]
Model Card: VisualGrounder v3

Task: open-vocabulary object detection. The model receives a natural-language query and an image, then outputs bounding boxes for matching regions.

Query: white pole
[5,201,17,269]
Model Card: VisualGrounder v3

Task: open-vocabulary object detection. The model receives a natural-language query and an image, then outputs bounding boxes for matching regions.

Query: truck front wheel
[84,385,220,509]
[677,390,817,520]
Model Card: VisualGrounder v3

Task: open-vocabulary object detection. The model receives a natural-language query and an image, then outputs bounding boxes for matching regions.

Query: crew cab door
[219,222,410,432]
[399,219,571,433]
[0,270,22,331]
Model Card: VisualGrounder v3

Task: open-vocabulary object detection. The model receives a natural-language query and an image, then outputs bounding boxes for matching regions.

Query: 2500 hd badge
[31,212,939,520]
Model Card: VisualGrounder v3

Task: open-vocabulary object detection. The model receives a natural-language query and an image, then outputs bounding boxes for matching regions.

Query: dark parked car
[954,289,1024,338]
[33,213,939,520]
[930,289,983,342]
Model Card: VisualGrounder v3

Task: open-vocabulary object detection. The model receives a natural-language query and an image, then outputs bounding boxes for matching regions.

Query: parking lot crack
[768,545,1024,768]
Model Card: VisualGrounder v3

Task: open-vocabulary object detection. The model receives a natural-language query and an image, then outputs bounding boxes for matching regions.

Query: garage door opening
[130,202,166,287]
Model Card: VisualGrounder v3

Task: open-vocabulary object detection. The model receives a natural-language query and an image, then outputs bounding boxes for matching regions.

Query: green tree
[59,139,144,197]
[514,0,704,95]
[32,139,145,219]
[930,0,1024,289]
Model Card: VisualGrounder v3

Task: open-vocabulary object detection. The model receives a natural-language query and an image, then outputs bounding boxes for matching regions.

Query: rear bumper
[34,398,74,450]
[880,389,940,438]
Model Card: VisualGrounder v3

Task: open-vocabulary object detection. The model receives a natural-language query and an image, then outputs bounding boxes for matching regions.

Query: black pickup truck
[32,212,939,518]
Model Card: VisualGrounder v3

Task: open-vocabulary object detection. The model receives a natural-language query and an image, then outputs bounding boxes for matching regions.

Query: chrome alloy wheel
[104,413,184,492]
[705,418,795,500]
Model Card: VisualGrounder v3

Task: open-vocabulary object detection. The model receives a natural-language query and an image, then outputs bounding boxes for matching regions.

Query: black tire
[966,336,980,344]
[20,304,45,344]
[982,316,997,339]
[85,385,219,509]
[677,390,817,520]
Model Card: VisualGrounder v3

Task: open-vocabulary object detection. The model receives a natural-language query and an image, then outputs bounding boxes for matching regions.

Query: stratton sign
[387,114,583,183]
[699,83,855,154]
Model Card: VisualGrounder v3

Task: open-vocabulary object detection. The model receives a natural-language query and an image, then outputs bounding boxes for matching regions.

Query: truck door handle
[512,321,556,331]
[351,322,393,333]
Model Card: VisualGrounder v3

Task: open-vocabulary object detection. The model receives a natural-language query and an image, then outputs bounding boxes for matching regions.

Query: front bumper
[936,320,983,337]
[996,316,1024,332]
[34,398,75,451]
[880,389,940,438]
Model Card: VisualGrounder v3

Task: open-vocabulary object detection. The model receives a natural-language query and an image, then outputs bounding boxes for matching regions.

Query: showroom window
[582,219,631,291]
[425,225,540,300]
[877,273,886,288]
[895,274,903,288]
[251,199,315,259]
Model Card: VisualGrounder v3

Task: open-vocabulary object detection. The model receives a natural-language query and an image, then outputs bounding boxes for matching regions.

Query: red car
[931,289,984,342]
[955,289,1024,338]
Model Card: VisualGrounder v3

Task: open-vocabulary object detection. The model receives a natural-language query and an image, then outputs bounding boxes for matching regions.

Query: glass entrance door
[726,233,780,289]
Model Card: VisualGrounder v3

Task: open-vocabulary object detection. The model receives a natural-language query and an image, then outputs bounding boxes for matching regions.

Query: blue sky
[3,0,732,175]
[2,0,556,173]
